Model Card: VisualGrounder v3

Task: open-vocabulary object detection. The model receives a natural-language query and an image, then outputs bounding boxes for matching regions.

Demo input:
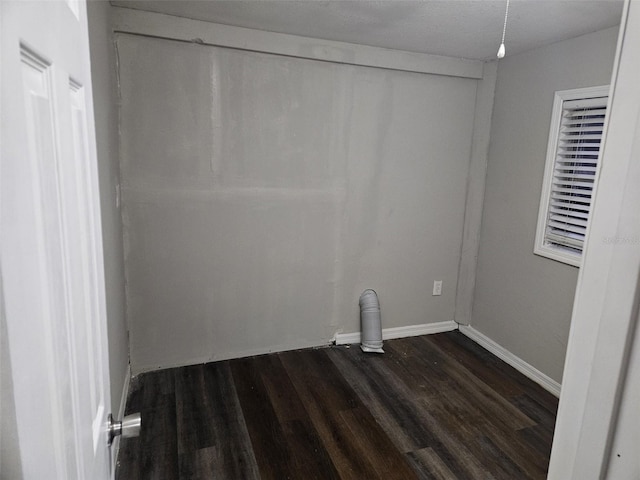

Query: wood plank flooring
[116,332,558,480]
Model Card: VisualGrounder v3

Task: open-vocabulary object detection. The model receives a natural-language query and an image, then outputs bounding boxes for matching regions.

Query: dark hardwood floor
[116,331,558,480]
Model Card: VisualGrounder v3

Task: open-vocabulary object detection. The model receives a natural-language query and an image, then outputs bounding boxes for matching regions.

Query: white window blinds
[547,96,607,250]
[535,86,609,266]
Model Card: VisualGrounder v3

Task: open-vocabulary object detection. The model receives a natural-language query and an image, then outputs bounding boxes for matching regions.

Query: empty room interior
[6,0,640,479]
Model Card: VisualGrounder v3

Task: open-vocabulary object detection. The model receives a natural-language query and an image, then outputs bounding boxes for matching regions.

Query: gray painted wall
[472,27,619,383]
[87,1,129,413]
[117,34,478,372]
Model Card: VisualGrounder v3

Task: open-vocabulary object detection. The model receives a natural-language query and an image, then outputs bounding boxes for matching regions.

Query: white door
[1,1,112,478]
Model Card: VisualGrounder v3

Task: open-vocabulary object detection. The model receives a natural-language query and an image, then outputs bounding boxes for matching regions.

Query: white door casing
[548,0,640,478]
[1,1,112,478]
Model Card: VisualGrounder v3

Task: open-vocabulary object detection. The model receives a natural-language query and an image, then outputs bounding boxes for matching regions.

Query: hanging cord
[497,0,510,58]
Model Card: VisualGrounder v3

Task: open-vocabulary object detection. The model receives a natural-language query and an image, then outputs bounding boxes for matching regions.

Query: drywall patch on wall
[117,34,477,371]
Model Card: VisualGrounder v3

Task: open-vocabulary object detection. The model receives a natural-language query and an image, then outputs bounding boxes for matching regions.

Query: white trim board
[111,365,131,478]
[111,7,483,79]
[132,338,335,375]
[459,325,561,397]
[334,320,458,345]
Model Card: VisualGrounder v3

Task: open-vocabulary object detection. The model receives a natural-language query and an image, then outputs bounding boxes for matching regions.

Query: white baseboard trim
[132,338,336,375]
[334,320,458,345]
[459,325,561,397]
[111,365,131,477]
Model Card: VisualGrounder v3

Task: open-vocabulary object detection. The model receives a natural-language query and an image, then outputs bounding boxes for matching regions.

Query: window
[535,86,609,267]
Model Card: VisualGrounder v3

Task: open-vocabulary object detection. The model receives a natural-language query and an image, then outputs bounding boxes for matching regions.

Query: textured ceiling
[111,0,624,60]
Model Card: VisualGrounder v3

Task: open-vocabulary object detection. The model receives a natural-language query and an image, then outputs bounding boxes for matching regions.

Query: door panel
[1,1,112,478]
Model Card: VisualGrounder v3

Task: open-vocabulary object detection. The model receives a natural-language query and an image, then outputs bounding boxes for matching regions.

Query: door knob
[108,412,141,446]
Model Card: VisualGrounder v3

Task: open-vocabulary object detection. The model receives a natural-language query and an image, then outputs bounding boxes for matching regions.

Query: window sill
[534,245,582,267]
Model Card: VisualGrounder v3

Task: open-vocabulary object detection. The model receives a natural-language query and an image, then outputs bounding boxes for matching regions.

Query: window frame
[534,85,610,267]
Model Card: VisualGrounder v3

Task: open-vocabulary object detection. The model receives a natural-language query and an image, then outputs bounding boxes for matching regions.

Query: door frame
[549,0,640,477]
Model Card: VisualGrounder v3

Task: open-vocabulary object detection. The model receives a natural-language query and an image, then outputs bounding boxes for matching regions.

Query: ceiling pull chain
[497,0,510,58]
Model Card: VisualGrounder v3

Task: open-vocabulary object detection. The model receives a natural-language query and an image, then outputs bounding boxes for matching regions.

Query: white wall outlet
[433,280,442,296]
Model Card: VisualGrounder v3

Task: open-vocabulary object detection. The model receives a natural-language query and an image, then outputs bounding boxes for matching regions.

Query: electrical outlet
[433,280,442,296]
